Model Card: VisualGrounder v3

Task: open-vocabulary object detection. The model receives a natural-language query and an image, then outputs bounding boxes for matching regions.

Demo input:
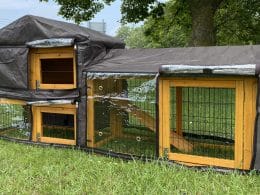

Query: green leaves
[41,0,116,24]
[215,0,260,45]
[121,0,165,23]
[40,0,259,46]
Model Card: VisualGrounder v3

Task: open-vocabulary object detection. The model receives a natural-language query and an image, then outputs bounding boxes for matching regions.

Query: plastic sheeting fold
[26,38,74,48]
[159,64,256,75]
[86,73,157,156]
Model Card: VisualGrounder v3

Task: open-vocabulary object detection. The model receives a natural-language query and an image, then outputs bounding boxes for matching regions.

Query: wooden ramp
[110,99,193,152]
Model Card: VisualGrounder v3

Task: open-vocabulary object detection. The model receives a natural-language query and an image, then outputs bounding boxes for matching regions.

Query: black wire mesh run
[42,113,75,140]
[170,87,235,160]
[88,76,157,157]
[0,104,31,140]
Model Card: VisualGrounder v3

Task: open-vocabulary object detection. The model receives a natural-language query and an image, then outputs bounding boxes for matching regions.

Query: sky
[0,0,122,35]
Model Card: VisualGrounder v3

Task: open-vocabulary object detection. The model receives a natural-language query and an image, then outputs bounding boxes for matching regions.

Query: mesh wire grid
[170,87,235,160]
[0,104,31,140]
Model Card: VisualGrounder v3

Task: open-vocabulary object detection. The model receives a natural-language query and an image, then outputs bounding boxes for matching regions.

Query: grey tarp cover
[0,47,28,89]
[0,15,124,48]
[86,45,260,73]
[0,15,124,91]
[0,15,124,146]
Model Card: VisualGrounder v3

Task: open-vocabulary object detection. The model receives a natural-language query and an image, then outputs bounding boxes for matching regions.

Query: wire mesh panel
[87,75,157,157]
[42,113,75,140]
[0,103,31,140]
[170,87,235,160]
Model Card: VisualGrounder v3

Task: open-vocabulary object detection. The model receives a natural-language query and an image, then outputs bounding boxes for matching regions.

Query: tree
[118,0,259,48]
[41,0,260,46]
[215,0,260,45]
[116,26,151,48]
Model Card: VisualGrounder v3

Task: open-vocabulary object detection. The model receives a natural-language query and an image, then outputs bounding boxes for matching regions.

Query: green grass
[0,128,30,140]
[0,140,260,195]
[94,127,156,156]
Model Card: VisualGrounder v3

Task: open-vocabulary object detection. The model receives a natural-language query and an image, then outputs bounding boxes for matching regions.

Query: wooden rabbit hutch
[0,15,260,171]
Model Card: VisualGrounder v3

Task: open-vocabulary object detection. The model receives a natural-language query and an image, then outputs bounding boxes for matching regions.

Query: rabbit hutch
[0,15,260,171]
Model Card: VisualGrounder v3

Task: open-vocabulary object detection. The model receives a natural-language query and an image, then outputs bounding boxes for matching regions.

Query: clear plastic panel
[87,73,157,157]
[0,103,31,140]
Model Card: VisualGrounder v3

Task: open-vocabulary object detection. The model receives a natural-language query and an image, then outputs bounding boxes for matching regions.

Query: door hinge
[36,80,40,90]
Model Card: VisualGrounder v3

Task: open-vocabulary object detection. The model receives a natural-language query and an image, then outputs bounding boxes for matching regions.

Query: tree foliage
[40,0,115,24]
[215,0,260,45]
[41,0,260,46]
[116,26,150,48]
[117,0,260,48]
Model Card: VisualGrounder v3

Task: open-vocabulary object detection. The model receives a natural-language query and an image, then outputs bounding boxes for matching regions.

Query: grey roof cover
[0,15,124,48]
[86,45,260,73]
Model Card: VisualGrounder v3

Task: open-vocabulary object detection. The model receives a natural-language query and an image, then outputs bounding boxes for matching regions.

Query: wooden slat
[170,131,193,152]
[176,87,183,136]
[234,80,244,169]
[110,99,156,132]
[0,98,26,105]
[30,47,74,54]
[40,137,76,145]
[34,104,75,109]
[159,79,164,157]
[169,153,235,168]
[243,78,257,169]
[170,80,236,88]
[174,161,205,167]
[162,80,171,152]
[87,80,95,147]
[74,114,77,143]
[39,84,76,90]
[37,53,73,59]
[42,125,74,131]
[39,106,76,115]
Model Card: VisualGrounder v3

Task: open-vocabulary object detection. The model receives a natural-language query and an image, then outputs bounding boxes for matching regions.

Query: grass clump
[0,140,259,194]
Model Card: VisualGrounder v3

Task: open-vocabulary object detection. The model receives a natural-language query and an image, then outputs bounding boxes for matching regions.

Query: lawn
[0,140,260,194]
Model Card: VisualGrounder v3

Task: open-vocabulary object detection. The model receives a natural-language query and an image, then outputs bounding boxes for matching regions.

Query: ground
[0,140,259,194]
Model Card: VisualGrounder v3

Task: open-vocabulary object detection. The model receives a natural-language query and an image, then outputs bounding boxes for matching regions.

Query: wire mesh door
[170,87,235,159]
[159,78,244,169]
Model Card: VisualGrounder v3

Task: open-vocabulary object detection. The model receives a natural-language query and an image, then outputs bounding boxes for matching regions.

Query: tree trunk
[189,0,223,46]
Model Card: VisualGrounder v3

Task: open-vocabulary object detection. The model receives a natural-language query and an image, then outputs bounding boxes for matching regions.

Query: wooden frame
[159,77,257,169]
[32,104,77,145]
[30,47,76,90]
[0,98,26,105]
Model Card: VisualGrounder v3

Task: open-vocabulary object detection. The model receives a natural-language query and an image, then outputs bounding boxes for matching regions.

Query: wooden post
[243,78,257,170]
[87,80,95,147]
[234,80,244,169]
